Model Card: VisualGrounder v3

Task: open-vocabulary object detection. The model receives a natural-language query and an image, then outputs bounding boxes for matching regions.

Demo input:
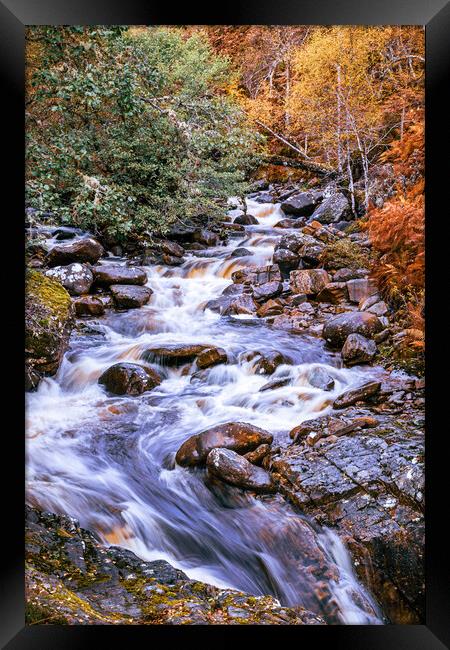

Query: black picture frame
[2,1,449,647]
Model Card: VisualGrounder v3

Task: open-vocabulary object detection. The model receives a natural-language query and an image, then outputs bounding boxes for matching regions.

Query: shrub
[320,237,370,271]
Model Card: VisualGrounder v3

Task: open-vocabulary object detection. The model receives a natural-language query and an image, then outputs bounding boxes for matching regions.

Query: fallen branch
[262,154,337,178]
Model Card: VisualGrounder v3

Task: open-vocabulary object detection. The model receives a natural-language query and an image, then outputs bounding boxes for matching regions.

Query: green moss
[26,269,72,321]
[321,238,370,271]
[378,343,425,377]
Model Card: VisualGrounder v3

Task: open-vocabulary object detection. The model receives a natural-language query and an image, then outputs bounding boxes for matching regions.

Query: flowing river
[26,198,384,624]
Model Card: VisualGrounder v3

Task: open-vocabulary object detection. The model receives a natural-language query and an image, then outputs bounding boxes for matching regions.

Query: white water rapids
[26,198,384,624]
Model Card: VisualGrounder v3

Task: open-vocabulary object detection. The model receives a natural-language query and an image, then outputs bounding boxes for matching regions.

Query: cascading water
[26,197,384,624]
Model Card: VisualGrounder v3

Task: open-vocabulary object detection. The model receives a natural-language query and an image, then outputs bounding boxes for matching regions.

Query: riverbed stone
[308,367,335,391]
[256,299,284,318]
[323,311,383,348]
[196,347,228,369]
[73,295,105,317]
[98,362,162,395]
[309,193,350,224]
[281,191,323,217]
[290,269,330,296]
[316,282,348,304]
[206,448,275,493]
[45,263,94,296]
[46,237,104,266]
[93,265,148,286]
[244,444,272,465]
[252,281,283,302]
[234,214,258,225]
[273,248,300,274]
[333,381,381,409]
[110,285,153,309]
[175,422,273,467]
[341,333,377,366]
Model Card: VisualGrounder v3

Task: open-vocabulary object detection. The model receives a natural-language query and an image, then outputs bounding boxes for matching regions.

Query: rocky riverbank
[25,177,424,624]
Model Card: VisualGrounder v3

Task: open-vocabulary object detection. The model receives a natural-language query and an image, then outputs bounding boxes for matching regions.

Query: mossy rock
[25,269,74,389]
[320,238,370,271]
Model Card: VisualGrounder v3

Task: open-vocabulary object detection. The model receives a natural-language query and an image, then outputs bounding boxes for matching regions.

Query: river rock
[93,265,148,286]
[244,444,272,465]
[98,362,162,396]
[259,378,291,392]
[346,278,378,303]
[274,219,304,229]
[309,193,350,224]
[333,381,381,409]
[253,281,283,302]
[45,263,94,296]
[367,300,388,317]
[234,214,258,225]
[333,267,368,282]
[322,311,383,347]
[256,299,284,318]
[230,247,254,258]
[290,269,330,296]
[341,333,377,366]
[193,229,219,247]
[231,264,281,286]
[110,285,152,309]
[175,422,273,467]
[25,270,74,390]
[308,367,335,391]
[298,241,325,268]
[253,351,291,374]
[281,191,323,217]
[222,293,258,316]
[47,237,104,266]
[316,282,348,304]
[206,448,275,493]
[159,240,185,257]
[252,191,274,203]
[196,347,228,369]
[73,295,105,317]
[289,413,376,444]
[142,344,210,367]
[273,248,300,274]
[162,254,185,266]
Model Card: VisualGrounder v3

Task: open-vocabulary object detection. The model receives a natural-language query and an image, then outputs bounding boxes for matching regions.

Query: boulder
[52,226,85,240]
[367,301,388,317]
[45,263,94,296]
[253,281,283,302]
[193,229,219,247]
[323,311,383,348]
[206,448,274,493]
[159,240,185,258]
[298,242,325,268]
[162,254,185,266]
[229,247,254,258]
[308,367,335,391]
[110,285,152,309]
[234,214,258,225]
[333,381,381,409]
[196,347,228,369]
[341,334,377,366]
[142,344,210,367]
[47,238,104,266]
[309,193,350,224]
[222,293,258,316]
[73,295,105,317]
[346,278,378,304]
[176,422,273,467]
[253,351,290,375]
[25,270,74,389]
[290,269,330,296]
[231,264,281,286]
[244,443,272,465]
[98,363,162,396]
[256,299,284,318]
[272,248,300,275]
[280,191,323,217]
[316,282,348,304]
[93,265,148,287]
[274,219,304,229]
[252,191,274,203]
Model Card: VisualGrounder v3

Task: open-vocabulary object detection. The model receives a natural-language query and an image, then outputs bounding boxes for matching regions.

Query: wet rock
[289,413,376,444]
[158,240,185,258]
[299,242,326,268]
[47,237,104,266]
[290,269,330,296]
[99,363,162,396]
[25,270,74,389]
[244,444,272,465]
[231,264,281,286]
[196,347,228,369]
[274,219,304,229]
[222,293,258,316]
[73,295,105,317]
[310,193,350,224]
[256,299,284,318]
[333,381,381,409]
[234,214,258,225]
[308,367,335,391]
[230,247,254,258]
[273,248,300,274]
[45,263,94,296]
[162,254,185,266]
[333,267,368,282]
[253,281,283,303]
[276,232,316,254]
[252,191,274,203]
[316,282,348,304]
[142,344,210,367]
[253,351,291,374]
[346,278,378,304]
[206,448,275,493]
[25,506,323,625]
[259,378,291,392]
[110,285,153,309]
[52,226,85,240]
[323,311,383,348]
[193,229,219,247]
[175,422,273,467]
[93,265,148,287]
[341,334,377,366]
[281,191,323,217]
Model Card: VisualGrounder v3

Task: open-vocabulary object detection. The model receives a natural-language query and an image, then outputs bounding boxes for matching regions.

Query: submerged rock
[25,270,74,390]
[175,422,273,467]
[98,362,162,395]
[45,263,94,296]
[206,448,275,493]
